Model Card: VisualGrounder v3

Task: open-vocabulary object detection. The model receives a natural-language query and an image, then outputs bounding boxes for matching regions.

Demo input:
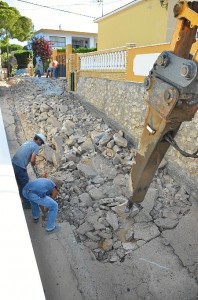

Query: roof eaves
[34,29,97,36]
[94,0,142,23]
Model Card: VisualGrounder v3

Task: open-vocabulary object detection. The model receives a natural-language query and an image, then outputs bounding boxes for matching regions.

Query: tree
[0,1,33,75]
[0,43,23,53]
[31,36,52,61]
[0,1,33,42]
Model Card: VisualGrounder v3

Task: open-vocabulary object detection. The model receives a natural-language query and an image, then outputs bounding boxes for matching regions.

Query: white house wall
[35,32,96,48]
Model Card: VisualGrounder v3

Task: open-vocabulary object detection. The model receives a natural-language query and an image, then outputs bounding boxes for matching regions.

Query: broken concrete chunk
[88,188,104,201]
[106,212,119,231]
[134,222,160,242]
[102,239,113,251]
[99,133,112,146]
[113,174,126,186]
[134,209,152,223]
[79,193,93,207]
[47,116,62,128]
[122,242,137,251]
[77,158,98,177]
[154,218,179,230]
[76,222,94,235]
[125,229,134,241]
[113,133,128,147]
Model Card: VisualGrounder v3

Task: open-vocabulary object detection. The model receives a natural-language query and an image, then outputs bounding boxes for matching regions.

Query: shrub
[72,47,97,53]
[31,36,53,61]
[14,50,33,69]
[57,48,66,53]
[1,53,12,67]
[0,44,23,53]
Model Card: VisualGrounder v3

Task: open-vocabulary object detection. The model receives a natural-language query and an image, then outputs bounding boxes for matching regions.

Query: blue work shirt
[23,178,56,198]
[12,141,39,169]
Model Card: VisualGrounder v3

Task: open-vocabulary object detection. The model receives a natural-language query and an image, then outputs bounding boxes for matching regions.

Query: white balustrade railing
[79,50,127,71]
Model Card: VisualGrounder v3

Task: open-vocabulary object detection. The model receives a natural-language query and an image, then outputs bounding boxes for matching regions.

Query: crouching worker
[22,178,60,233]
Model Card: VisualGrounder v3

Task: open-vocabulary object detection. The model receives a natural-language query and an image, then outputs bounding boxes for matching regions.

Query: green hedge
[57,47,97,53]
[0,44,23,54]
[72,47,97,53]
[57,48,66,53]
[14,50,33,69]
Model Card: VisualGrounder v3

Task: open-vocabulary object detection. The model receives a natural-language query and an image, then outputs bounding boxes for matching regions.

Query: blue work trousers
[22,189,58,231]
[12,163,29,203]
[53,67,59,78]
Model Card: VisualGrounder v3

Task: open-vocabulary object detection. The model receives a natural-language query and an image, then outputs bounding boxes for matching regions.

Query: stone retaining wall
[76,77,198,194]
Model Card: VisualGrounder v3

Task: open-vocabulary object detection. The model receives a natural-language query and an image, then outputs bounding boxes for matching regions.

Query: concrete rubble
[1,76,198,299]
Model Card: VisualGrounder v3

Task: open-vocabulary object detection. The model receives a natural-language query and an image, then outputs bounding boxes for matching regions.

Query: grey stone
[136,240,146,247]
[86,214,99,225]
[52,135,64,156]
[47,116,61,128]
[102,239,113,251]
[113,241,122,249]
[125,229,134,241]
[77,158,98,177]
[91,175,105,185]
[134,209,152,223]
[81,138,95,152]
[154,218,179,230]
[40,103,51,112]
[134,222,160,242]
[84,240,99,250]
[98,231,112,239]
[93,221,106,231]
[107,140,114,148]
[113,174,126,186]
[43,144,56,163]
[88,188,104,200]
[113,133,128,147]
[79,193,92,203]
[76,222,94,235]
[109,255,119,263]
[79,193,93,207]
[122,242,138,251]
[106,212,119,231]
[162,209,178,220]
[85,232,101,242]
[98,132,112,146]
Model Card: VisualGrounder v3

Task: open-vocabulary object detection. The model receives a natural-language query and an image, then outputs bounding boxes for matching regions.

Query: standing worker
[12,133,46,209]
[34,59,44,77]
[22,178,60,233]
[52,60,59,78]
[46,61,53,78]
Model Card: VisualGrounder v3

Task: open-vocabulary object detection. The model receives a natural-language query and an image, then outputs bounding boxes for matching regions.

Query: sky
[5,0,133,35]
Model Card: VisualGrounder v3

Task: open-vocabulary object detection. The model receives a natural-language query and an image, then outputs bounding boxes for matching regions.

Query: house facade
[34,29,97,49]
[94,0,177,50]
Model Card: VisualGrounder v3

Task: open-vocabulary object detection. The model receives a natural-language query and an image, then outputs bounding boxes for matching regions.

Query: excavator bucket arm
[128,0,198,208]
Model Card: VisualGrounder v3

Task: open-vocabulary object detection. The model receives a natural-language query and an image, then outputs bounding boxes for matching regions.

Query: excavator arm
[127,0,198,209]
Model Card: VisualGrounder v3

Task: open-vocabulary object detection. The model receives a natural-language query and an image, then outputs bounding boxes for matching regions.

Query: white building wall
[89,37,95,48]
[34,31,97,49]
[66,35,72,44]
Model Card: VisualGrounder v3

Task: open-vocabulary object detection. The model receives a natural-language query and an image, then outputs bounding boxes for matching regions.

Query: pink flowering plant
[31,36,53,61]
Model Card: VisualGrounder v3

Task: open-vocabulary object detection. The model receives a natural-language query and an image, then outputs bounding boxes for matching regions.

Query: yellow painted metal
[128,0,198,207]
[170,1,198,57]
[175,0,198,27]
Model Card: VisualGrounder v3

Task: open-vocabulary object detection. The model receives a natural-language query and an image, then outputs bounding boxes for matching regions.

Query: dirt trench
[2,77,198,300]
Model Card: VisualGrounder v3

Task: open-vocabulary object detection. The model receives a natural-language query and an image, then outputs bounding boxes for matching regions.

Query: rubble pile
[9,77,196,276]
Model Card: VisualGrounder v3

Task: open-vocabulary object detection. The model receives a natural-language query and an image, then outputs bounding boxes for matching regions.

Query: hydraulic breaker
[127,1,198,209]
